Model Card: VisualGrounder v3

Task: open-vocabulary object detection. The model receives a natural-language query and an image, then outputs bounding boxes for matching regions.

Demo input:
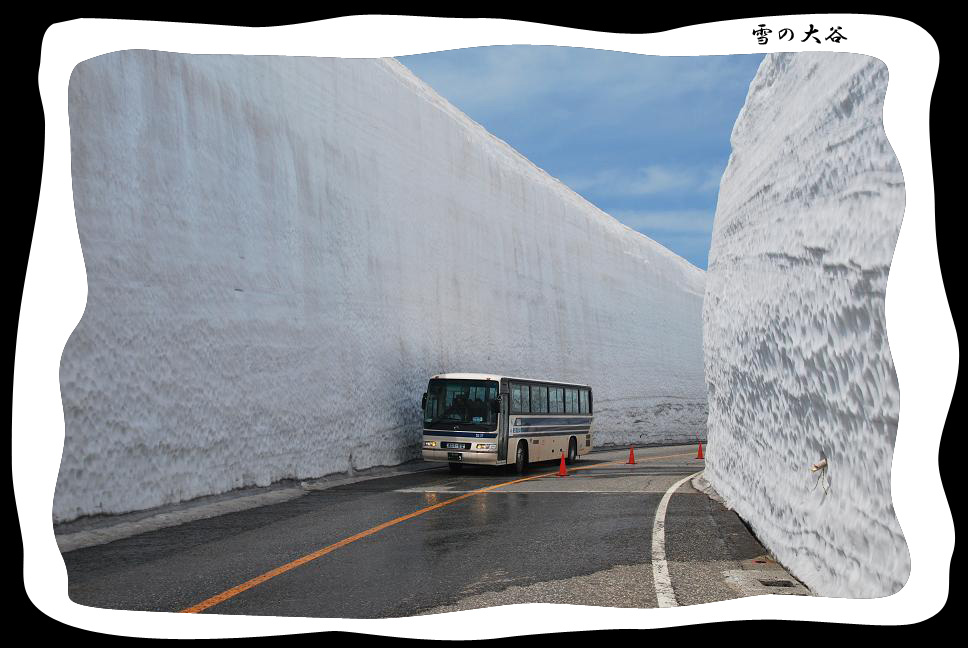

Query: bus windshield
[424,379,499,429]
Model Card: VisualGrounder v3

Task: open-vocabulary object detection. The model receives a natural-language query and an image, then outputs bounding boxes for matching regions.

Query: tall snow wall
[703,53,908,597]
[57,50,706,522]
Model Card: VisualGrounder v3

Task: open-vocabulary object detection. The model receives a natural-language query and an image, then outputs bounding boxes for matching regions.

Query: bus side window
[565,388,578,414]
[531,385,548,413]
[511,383,531,414]
[579,389,589,414]
[511,383,522,413]
[550,387,564,413]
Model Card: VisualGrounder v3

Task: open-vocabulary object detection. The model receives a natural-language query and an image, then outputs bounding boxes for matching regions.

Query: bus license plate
[448,452,462,461]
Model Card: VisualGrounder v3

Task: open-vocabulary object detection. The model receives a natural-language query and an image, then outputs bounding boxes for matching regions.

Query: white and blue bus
[421,373,593,473]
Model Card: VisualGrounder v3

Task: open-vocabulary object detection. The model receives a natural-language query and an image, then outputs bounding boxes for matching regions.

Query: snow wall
[703,53,909,597]
[57,50,706,522]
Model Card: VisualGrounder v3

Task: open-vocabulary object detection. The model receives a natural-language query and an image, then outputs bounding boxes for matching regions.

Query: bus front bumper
[422,448,501,465]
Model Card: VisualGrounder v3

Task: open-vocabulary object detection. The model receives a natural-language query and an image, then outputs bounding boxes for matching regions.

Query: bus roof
[430,373,591,388]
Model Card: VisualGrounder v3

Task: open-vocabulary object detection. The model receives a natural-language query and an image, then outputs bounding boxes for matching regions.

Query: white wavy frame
[19,15,949,637]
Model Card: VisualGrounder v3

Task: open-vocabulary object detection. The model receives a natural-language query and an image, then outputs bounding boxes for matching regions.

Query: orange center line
[179,451,697,613]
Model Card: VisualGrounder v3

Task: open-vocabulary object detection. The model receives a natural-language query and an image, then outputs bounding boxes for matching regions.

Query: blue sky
[398,47,764,270]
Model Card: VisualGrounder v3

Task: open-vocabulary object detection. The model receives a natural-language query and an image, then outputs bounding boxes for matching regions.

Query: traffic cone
[696,440,704,460]
[627,447,636,464]
[557,452,568,477]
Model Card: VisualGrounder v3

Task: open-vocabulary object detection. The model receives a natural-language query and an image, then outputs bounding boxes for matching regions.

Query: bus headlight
[423,441,437,448]
[475,443,496,450]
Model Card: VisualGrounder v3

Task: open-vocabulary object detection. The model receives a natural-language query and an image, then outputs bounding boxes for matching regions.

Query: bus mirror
[490,398,501,413]
[421,393,427,410]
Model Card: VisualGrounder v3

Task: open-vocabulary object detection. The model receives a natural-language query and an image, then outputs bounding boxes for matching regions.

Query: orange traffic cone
[696,440,704,460]
[557,452,568,477]
[627,447,636,464]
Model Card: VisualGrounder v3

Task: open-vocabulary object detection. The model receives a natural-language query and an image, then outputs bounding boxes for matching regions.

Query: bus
[421,373,593,473]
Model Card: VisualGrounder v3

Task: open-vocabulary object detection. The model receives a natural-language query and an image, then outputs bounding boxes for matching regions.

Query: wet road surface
[61,445,807,617]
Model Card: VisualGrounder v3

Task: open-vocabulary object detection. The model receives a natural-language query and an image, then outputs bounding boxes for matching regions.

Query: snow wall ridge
[385,56,706,283]
[703,51,909,598]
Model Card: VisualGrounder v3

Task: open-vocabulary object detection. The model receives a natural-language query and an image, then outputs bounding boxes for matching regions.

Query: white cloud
[399,46,760,123]
[564,164,723,197]
[698,166,725,193]
[608,208,715,234]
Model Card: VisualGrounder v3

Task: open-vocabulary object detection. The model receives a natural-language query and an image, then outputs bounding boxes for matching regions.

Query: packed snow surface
[57,51,706,522]
[703,53,909,597]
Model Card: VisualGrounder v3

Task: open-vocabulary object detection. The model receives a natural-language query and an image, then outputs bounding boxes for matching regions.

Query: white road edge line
[652,470,703,608]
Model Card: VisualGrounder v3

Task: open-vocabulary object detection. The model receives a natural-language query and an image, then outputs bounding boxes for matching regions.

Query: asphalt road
[61,445,808,617]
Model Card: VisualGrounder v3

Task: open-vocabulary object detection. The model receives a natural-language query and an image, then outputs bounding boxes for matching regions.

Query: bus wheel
[566,438,577,464]
[448,462,463,473]
[515,442,528,474]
